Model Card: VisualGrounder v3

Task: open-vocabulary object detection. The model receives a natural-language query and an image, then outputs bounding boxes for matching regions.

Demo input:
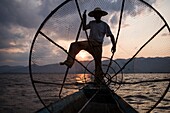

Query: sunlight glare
[76,50,91,61]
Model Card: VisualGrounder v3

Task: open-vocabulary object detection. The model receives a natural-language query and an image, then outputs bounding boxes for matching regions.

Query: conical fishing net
[29,0,170,112]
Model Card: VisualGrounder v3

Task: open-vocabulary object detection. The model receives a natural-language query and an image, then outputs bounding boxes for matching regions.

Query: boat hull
[36,85,138,113]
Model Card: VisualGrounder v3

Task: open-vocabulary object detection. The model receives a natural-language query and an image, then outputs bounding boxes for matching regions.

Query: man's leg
[94,46,104,83]
[86,41,103,83]
[60,41,88,68]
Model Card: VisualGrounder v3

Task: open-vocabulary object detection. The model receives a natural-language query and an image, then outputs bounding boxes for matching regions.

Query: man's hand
[109,34,116,53]
[111,45,116,53]
[83,10,87,19]
[83,10,87,30]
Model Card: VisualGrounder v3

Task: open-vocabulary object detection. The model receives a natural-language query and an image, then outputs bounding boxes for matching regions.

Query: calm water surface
[0,73,169,113]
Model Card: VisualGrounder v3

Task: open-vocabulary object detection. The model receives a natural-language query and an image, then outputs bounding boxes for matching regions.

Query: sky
[0,0,170,66]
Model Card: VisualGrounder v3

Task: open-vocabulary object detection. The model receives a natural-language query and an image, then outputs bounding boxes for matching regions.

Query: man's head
[88,7,108,19]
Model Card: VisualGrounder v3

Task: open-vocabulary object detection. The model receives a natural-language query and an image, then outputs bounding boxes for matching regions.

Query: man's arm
[110,34,116,53]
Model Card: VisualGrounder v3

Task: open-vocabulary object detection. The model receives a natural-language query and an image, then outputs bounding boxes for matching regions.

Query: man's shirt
[86,20,113,43]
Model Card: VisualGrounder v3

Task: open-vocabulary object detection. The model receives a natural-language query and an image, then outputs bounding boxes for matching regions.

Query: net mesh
[30,0,170,112]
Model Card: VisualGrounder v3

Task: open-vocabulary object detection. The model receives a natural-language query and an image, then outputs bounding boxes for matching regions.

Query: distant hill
[0,57,170,74]
[0,65,28,73]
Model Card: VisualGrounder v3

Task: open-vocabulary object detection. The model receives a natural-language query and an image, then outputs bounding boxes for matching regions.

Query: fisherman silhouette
[60,7,116,83]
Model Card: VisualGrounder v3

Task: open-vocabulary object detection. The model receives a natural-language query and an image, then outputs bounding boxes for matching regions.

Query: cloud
[161,33,170,37]
[0,0,43,48]
[0,0,42,28]
[39,0,158,43]
[0,52,28,66]
[0,0,159,66]
[0,0,44,66]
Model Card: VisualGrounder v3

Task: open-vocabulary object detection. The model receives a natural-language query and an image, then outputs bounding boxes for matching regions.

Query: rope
[29,1,170,113]
[83,57,123,91]
[39,31,94,76]
[29,1,72,113]
[59,9,87,98]
[104,0,125,83]
[75,0,106,86]
[147,81,170,113]
[107,24,166,86]
[59,67,69,98]
[78,90,99,113]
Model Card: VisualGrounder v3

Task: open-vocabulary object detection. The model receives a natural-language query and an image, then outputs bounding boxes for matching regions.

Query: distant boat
[36,84,138,113]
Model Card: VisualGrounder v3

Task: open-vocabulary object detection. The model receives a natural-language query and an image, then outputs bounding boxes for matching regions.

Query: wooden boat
[36,84,138,113]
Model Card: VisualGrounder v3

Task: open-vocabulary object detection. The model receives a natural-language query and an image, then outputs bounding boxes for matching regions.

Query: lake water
[0,73,169,113]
